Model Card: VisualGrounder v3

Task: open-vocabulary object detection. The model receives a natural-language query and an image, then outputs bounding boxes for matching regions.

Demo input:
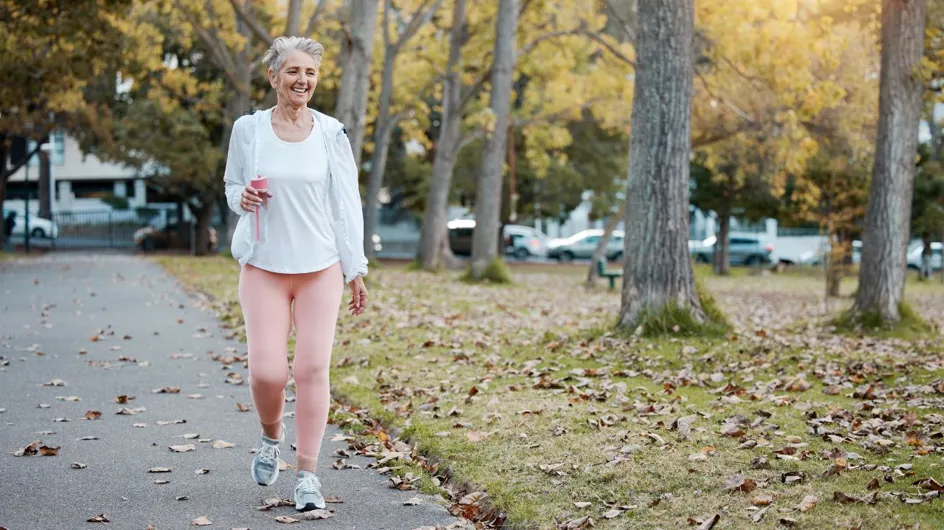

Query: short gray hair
[263,36,324,73]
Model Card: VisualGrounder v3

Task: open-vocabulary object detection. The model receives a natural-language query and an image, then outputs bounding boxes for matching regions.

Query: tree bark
[469,0,518,279]
[852,0,926,322]
[0,139,7,247]
[418,0,466,270]
[586,201,626,287]
[193,198,214,256]
[362,43,397,260]
[712,207,730,276]
[38,150,51,219]
[334,0,380,169]
[618,0,705,330]
[223,16,254,247]
[825,229,849,298]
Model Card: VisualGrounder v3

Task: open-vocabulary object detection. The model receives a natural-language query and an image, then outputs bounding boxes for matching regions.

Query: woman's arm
[223,119,249,216]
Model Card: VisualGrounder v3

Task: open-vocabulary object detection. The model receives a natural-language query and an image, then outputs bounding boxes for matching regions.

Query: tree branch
[1,142,44,182]
[303,0,329,36]
[176,0,243,91]
[227,0,274,44]
[394,0,443,52]
[285,0,302,36]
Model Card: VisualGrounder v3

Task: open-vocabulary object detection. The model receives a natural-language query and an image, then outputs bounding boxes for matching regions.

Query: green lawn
[158,256,944,530]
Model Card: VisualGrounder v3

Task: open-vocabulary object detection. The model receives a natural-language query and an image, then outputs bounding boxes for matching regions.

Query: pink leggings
[238,262,344,474]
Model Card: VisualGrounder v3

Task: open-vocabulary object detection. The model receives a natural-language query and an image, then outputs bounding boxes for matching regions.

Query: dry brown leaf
[695,514,721,530]
[723,474,756,493]
[274,515,298,524]
[797,495,818,512]
[236,402,251,412]
[191,515,212,526]
[84,410,102,420]
[39,445,59,456]
[466,430,493,443]
[302,510,336,520]
[13,441,39,457]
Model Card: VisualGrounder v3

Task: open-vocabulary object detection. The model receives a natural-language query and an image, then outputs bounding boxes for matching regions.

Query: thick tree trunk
[0,139,7,248]
[852,0,926,322]
[469,0,517,279]
[363,44,398,260]
[418,0,466,270]
[618,0,705,330]
[193,198,214,256]
[38,150,51,219]
[825,229,848,298]
[586,202,626,287]
[335,0,380,169]
[713,208,730,276]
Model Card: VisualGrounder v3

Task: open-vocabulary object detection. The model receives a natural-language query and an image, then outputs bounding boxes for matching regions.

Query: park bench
[597,258,623,290]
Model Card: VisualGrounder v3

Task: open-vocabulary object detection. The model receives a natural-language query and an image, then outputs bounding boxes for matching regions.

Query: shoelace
[297,474,320,494]
[257,443,279,468]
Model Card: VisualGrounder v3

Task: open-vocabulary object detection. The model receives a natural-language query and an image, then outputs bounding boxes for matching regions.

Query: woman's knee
[292,355,330,385]
[249,360,289,390]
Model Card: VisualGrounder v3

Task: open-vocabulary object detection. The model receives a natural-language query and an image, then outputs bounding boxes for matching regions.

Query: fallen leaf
[404,497,423,506]
[325,496,343,503]
[695,514,721,530]
[574,501,592,509]
[915,477,944,492]
[797,495,818,512]
[275,515,298,524]
[152,387,180,394]
[191,515,212,526]
[867,478,881,490]
[195,468,210,475]
[56,396,81,402]
[43,379,67,387]
[211,440,234,449]
[466,430,493,443]
[154,479,170,485]
[39,445,59,456]
[603,509,622,519]
[752,495,772,506]
[723,474,756,493]
[258,498,294,511]
[236,402,251,412]
[87,514,110,523]
[302,510,334,520]
[115,395,129,404]
[148,467,172,473]
[177,495,189,501]
[833,491,878,505]
[13,441,39,457]
[78,436,98,441]
[84,410,102,420]
[72,462,88,469]
[169,444,196,453]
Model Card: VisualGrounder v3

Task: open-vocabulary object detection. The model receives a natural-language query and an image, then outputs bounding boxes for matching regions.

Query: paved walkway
[0,253,464,530]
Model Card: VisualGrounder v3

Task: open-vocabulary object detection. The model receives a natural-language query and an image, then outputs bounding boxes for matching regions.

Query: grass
[158,256,944,529]
[832,301,936,340]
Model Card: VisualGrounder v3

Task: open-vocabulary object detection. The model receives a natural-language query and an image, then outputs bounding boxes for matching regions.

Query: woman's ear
[267,69,278,89]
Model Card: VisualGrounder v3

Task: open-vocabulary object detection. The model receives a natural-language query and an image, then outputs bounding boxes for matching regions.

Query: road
[0,253,465,530]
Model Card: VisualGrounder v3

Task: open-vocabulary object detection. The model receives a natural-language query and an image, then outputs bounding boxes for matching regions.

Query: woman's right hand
[240,186,272,212]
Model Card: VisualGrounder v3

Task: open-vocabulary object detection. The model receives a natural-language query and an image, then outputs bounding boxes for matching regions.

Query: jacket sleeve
[334,129,369,282]
[223,119,249,216]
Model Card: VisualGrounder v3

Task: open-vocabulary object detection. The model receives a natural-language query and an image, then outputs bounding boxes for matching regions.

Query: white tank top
[247,113,340,274]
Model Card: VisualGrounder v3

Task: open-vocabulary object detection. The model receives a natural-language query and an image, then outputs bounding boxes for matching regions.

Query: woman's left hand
[348,277,368,315]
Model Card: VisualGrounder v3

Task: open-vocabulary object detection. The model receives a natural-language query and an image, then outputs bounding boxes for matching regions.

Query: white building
[5,131,148,215]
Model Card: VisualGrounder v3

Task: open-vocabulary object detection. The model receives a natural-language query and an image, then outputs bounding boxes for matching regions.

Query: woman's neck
[274,103,309,126]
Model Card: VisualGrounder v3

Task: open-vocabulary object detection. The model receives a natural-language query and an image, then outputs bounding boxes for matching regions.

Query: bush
[832,301,934,338]
[461,256,512,284]
[101,194,130,210]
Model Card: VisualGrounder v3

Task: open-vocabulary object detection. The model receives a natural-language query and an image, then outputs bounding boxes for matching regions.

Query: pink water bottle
[250,176,268,243]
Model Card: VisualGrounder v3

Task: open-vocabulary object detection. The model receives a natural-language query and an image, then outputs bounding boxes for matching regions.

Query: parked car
[446,220,548,259]
[2,209,59,239]
[689,233,776,266]
[547,229,625,262]
[907,241,942,271]
[134,222,218,252]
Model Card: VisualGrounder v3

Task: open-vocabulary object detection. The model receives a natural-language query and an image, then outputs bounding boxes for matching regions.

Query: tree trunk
[921,231,932,280]
[618,0,705,330]
[928,101,942,161]
[825,230,848,298]
[38,150,51,219]
[193,198,214,256]
[363,42,398,260]
[0,139,7,248]
[586,202,626,287]
[469,0,517,279]
[334,0,380,169]
[713,208,730,276]
[852,0,926,322]
[417,0,466,270]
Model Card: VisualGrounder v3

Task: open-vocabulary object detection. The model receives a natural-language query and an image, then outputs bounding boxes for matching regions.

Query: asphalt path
[0,253,465,530]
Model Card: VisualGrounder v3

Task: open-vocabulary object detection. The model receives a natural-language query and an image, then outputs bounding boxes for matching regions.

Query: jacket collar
[258,106,343,137]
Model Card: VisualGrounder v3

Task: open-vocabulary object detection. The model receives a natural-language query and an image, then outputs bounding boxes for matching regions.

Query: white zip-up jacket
[223,107,368,284]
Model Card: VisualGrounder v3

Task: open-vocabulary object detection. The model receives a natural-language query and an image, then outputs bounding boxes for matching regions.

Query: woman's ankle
[261,420,282,441]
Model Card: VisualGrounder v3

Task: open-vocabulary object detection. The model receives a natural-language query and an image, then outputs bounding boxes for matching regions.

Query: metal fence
[51,211,142,249]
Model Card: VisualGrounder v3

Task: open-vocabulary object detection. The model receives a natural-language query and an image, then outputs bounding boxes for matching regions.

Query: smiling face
[269,49,319,108]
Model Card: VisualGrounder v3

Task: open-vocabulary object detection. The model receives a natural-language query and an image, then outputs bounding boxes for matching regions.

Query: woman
[222,36,369,512]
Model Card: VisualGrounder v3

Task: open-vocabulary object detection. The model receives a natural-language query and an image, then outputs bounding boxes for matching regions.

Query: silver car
[547,229,625,262]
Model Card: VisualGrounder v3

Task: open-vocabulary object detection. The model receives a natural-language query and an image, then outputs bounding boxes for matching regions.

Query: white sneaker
[250,430,283,486]
[294,471,326,511]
